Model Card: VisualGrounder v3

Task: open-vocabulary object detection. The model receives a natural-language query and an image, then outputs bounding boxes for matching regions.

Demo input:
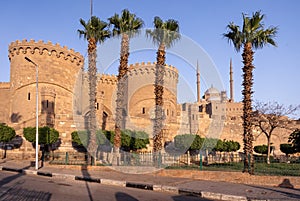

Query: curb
[100,179,126,187]
[126,181,153,190]
[1,166,23,173]
[75,176,100,183]
[0,166,295,201]
[178,188,201,197]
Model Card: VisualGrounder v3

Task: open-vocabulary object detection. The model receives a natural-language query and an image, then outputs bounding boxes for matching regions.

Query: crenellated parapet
[0,82,10,89]
[128,62,179,81]
[97,74,118,85]
[8,39,83,66]
[82,73,118,85]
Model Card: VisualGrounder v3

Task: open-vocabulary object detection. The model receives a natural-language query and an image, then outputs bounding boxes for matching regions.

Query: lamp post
[25,56,39,170]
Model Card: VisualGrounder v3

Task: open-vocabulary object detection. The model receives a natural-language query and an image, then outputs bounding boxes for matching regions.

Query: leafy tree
[280,143,296,157]
[0,124,16,158]
[78,16,110,164]
[202,138,219,152]
[132,131,149,150]
[174,134,204,152]
[23,126,59,145]
[73,129,149,152]
[174,134,195,151]
[146,17,180,153]
[253,101,299,164]
[190,135,204,150]
[288,129,300,153]
[254,145,268,155]
[174,135,240,153]
[213,139,224,152]
[226,140,241,152]
[213,140,241,152]
[108,9,144,156]
[71,130,88,147]
[224,11,278,174]
[23,127,36,142]
[23,126,59,161]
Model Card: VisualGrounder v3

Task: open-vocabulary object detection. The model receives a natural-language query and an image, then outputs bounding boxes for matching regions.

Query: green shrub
[23,126,59,145]
[0,124,16,143]
[254,145,268,154]
[280,143,296,156]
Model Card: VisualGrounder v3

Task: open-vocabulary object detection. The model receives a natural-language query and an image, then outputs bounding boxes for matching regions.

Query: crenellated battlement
[82,72,117,85]
[0,82,10,89]
[8,39,84,66]
[128,62,178,80]
[128,61,178,73]
[97,74,118,85]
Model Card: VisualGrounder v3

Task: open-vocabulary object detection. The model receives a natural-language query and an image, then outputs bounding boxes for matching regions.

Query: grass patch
[166,162,300,176]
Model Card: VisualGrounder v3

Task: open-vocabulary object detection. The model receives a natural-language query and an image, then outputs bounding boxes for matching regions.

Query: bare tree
[253,101,300,164]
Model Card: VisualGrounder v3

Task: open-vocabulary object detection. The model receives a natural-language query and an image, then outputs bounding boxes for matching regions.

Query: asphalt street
[0,171,217,201]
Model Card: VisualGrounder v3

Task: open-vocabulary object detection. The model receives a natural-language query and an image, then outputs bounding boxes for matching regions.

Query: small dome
[204,85,221,102]
[205,86,220,95]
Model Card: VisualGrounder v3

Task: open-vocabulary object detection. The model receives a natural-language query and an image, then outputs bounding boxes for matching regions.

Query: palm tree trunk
[242,42,255,174]
[88,38,98,165]
[114,33,129,165]
[153,43,166,155]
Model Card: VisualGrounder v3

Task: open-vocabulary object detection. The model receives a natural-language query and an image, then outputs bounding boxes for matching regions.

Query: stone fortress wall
[0,39,299,158]
[75,61,180,146]
[2,39,84,157]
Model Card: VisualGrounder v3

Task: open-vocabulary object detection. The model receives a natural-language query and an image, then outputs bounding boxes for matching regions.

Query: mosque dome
[204,85,221,101]
[205,86,220,95]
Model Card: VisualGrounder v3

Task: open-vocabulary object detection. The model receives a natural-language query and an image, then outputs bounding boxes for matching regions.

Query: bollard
[158,152,162,168]
[199,152,203,171]
[65,152,69,165]
[248,153,251,173]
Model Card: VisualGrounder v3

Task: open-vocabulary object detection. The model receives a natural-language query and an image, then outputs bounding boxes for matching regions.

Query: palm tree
[108,9,144,161]
[146,17,180,155]
[223,11,278,174]
[78,16,110,165]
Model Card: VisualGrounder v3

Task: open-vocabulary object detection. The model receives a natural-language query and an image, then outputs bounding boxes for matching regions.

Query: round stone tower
[8,39,84,151]
[125,62,179,140]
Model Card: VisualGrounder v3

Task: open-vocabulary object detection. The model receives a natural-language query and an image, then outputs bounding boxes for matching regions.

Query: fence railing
[46,151,300,176]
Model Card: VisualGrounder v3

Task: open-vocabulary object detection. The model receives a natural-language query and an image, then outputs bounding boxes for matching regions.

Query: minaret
[196,60,201,102]
[229,58,234,102]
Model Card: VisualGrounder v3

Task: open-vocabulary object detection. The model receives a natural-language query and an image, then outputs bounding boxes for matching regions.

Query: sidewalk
[0,159,299,201]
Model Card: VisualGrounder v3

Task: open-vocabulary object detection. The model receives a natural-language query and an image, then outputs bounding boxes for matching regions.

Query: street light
[25,56,39,170]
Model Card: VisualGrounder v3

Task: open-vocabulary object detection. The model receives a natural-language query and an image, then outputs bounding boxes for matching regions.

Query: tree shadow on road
[0,165,31,188]
[172,195,215,201]
[81,165,94,201]
[0,187,51,201]
[246,181,300,200]
[115,192,138,201]
[0,165,52,201]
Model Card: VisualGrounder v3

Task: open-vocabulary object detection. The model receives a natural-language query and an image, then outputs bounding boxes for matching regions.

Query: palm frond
[224,11,278,50]
[78,16,111,44]
[147,17,180,49]
[108,9,144,38]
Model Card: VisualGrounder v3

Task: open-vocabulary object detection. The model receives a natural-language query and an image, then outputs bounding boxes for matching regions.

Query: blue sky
[1,0,299,117]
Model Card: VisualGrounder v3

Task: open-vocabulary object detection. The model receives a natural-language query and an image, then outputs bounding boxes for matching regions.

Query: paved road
[0,171,216,201]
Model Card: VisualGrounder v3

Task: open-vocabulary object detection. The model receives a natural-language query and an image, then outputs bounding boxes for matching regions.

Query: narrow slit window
[97,103,99,110]
[46,100,49,108]
[28,93,31,100]
[142,107,145,114]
